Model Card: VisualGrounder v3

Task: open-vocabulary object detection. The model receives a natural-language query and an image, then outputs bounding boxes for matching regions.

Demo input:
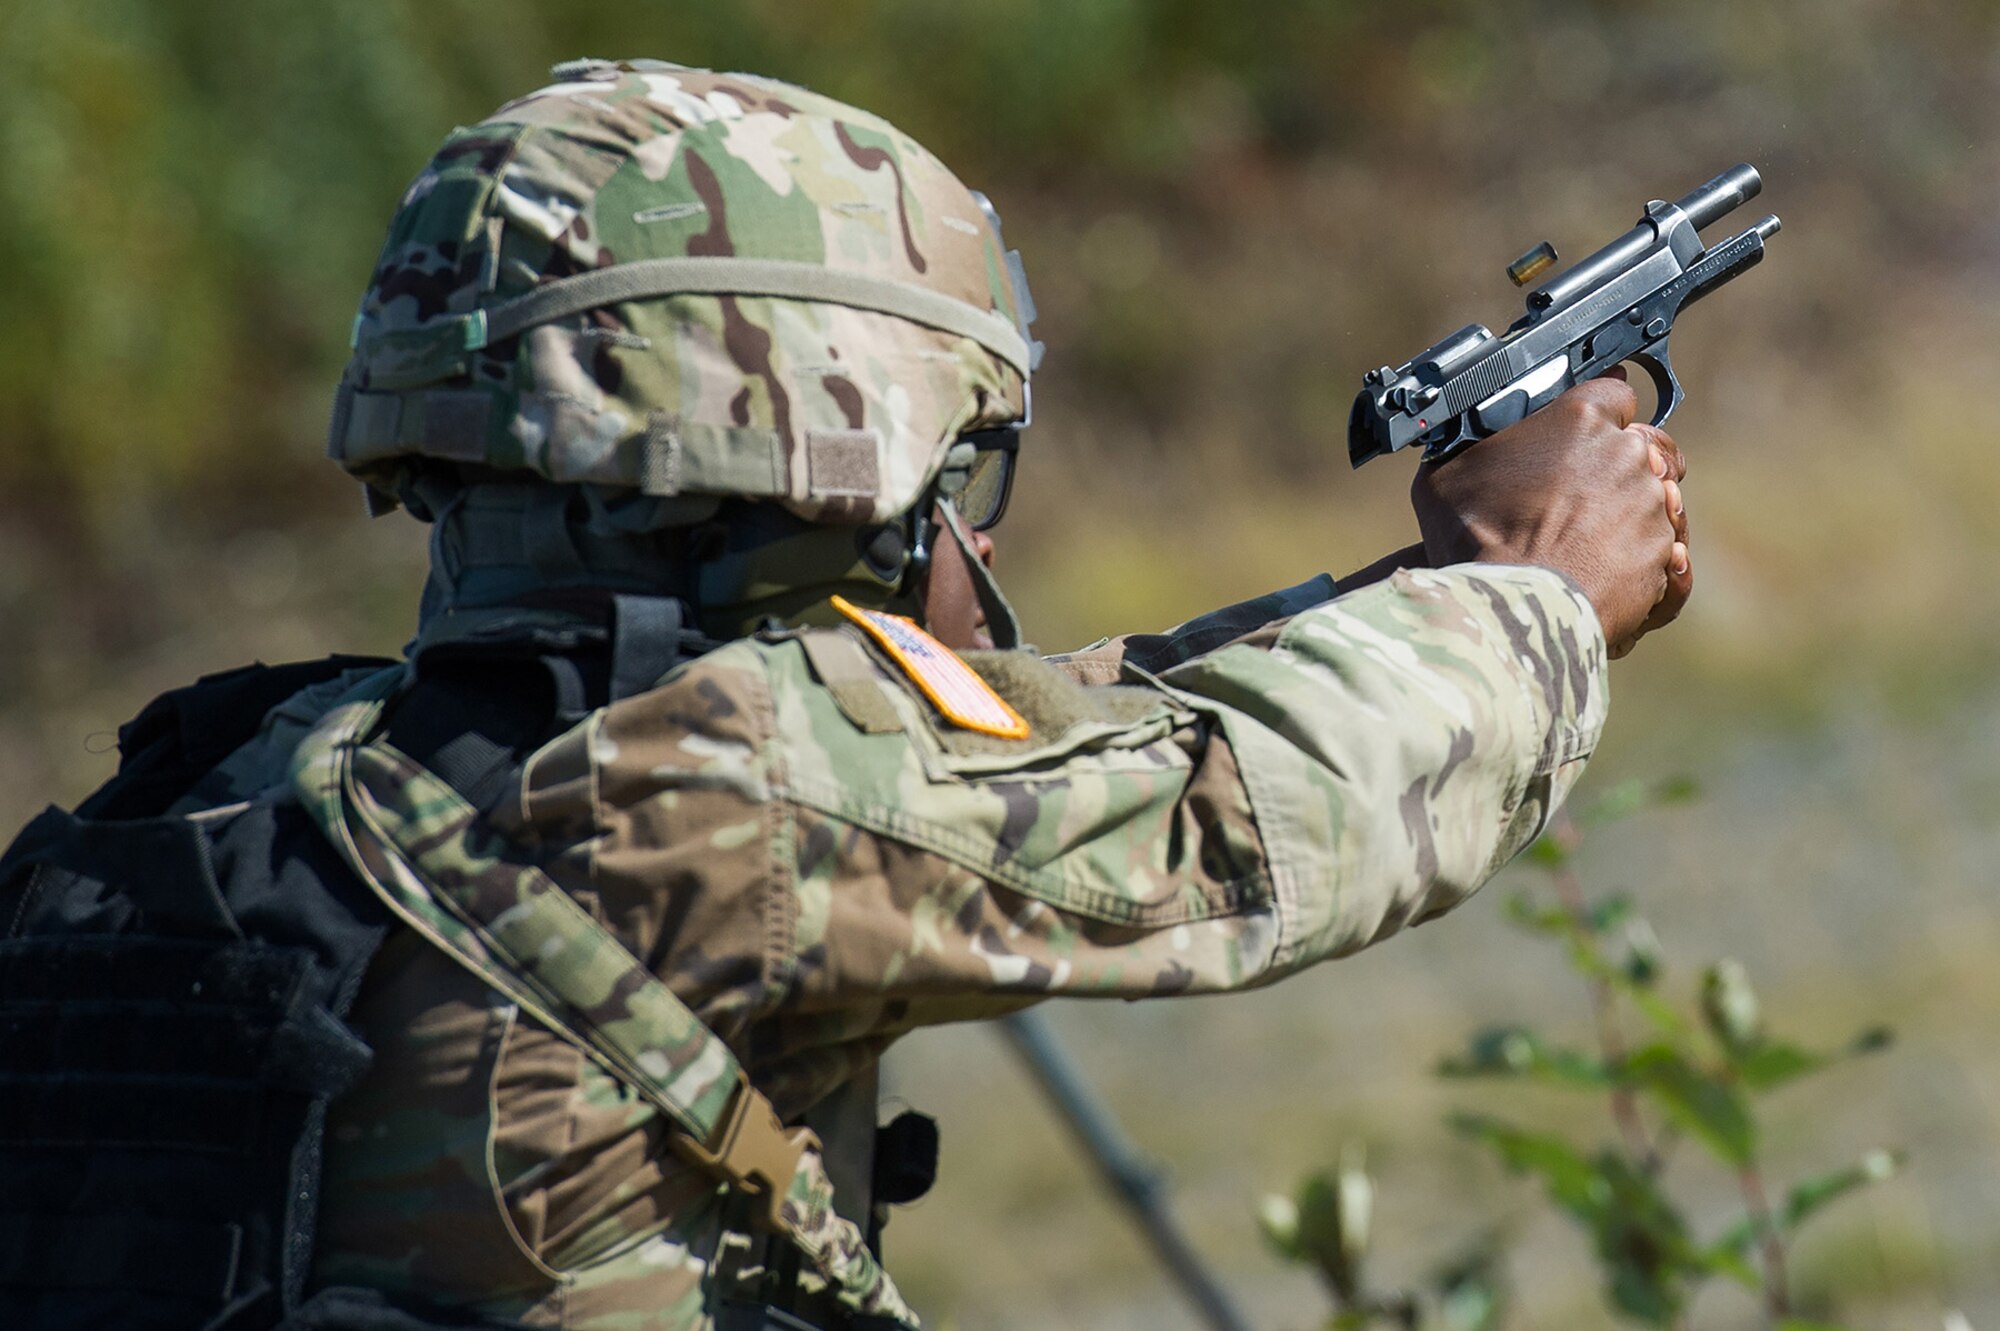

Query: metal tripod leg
[1000,1009,1253,1331]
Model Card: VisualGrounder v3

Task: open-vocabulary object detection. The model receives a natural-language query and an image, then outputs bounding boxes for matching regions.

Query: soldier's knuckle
[1613,429,1650,472]
[1556,393,1597,434]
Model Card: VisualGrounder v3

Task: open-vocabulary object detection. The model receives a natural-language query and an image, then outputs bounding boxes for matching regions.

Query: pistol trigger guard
[1419,416,1482,465]
[1629,343,1684,429]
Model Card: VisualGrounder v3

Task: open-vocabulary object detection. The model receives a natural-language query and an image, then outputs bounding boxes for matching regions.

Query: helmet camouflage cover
[330,59,1036,528]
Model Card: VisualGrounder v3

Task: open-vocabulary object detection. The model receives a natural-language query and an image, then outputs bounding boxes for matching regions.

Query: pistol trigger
[1629,342,1685,428]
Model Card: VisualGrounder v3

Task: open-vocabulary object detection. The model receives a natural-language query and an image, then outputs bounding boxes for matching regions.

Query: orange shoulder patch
[830,595,1030,740]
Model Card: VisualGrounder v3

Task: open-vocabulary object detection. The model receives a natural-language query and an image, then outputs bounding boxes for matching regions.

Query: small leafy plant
[1261,779,1904,1331]
[1258,1137,1509,1330]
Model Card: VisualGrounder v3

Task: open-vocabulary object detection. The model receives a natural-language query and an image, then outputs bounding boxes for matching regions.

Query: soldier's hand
[1409,373,1690,658]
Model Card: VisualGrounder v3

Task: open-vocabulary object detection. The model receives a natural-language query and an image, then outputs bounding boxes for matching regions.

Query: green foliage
[1707,1151,1905,1266]
[0,0,1366,499]
[10,0,2000,838]
[1438,1026,1613,1088]
[1267,779,1904,1329]
[1259,1146,1375,1303]
[3,0,1993,512]
[1261,1143,1504,1330]
[1624,1043,1758,1167]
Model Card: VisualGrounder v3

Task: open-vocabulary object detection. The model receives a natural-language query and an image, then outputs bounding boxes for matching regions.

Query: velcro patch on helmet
[806,429,881,499]
[831,596,1029,740]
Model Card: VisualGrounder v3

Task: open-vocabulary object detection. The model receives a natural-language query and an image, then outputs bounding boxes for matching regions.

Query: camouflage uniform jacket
[198,562,1605,1328]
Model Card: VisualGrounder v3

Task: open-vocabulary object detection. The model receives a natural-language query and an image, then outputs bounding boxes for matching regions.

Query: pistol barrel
[1524,163,1765,317]
[1674,163,1763,231]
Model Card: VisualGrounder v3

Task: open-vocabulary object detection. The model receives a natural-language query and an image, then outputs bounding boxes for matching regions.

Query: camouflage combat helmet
[329,58,1040,631]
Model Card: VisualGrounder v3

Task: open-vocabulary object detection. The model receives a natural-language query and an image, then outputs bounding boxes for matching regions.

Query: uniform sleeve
[1152,564,1606,972]
[751,564,1606,1013]
[572,562,1607,1105]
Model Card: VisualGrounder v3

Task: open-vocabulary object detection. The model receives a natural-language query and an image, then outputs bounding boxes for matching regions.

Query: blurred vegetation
[7,0,1998,503]
[5,2,2000,1326]
[1264,782,1906,1330]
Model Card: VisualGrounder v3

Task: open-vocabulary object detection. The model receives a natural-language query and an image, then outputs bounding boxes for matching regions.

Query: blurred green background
[4,2,1998,1326]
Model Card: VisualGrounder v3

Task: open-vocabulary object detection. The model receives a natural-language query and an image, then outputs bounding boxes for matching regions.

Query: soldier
[0,59,1689,1331]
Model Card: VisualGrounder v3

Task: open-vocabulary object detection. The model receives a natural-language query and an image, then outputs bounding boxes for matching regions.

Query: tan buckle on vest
[678,1071,821,1233]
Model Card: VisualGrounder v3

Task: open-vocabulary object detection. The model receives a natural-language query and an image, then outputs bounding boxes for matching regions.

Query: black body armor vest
[0,657,400,1330]
[0,596,931,1331]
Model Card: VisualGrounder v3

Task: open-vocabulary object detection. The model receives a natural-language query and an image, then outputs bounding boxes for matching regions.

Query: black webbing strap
[611,593,688,702]
[394,595,712,806]
[385,652,555,812]
[420,729,519,813]
[610,592,723,703]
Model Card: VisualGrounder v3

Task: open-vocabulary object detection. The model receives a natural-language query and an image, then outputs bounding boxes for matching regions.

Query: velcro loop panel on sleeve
[800,631,907,735]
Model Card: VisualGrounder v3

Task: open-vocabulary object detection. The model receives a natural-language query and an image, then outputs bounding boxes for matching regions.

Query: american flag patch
[830,595,1030,740]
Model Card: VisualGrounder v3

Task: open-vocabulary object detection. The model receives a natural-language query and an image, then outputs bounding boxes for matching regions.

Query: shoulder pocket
[789,634,1265,928]
[804,626,1188,772]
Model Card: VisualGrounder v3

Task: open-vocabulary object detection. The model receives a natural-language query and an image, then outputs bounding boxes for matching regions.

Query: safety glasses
[949,427,1020,532]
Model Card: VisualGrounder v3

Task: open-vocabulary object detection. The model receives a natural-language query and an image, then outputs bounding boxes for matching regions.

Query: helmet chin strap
[933,497,1024,651]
